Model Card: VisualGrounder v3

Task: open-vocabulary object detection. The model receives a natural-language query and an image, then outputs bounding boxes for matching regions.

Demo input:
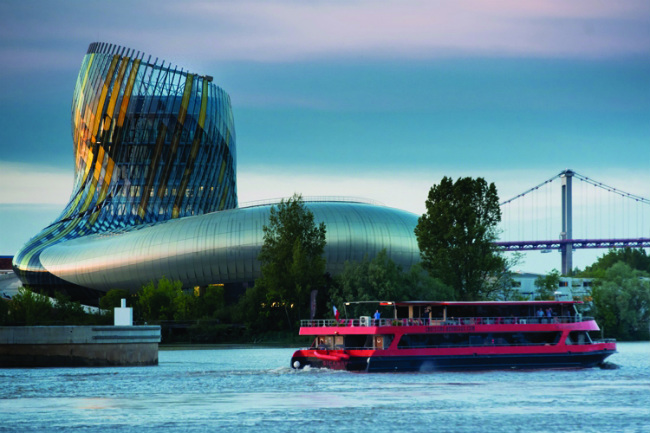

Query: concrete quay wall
[0,326,161,367]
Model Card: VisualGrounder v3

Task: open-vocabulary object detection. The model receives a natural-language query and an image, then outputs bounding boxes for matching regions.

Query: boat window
[566,331,593,345]
[314,336,334,349]
[343,334,371,349]
[397,332,561,349]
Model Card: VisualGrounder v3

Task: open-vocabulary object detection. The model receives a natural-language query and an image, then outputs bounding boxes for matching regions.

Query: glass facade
[13,43,421,302]
[13,42,236,294]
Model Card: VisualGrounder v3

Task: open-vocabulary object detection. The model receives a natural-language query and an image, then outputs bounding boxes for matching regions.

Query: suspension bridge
[497,169,650,275]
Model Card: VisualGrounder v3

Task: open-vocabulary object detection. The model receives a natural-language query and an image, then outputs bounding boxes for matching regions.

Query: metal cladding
[39,202,420,292]
[13,42,421,301]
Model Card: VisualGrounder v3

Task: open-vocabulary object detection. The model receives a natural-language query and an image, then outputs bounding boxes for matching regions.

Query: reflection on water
[0,342,648,432]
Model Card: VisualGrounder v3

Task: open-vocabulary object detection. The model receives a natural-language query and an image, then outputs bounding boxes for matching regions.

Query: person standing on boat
[374,310,381,326]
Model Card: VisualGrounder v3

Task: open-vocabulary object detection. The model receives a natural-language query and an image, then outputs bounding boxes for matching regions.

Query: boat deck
[301,314,591,328]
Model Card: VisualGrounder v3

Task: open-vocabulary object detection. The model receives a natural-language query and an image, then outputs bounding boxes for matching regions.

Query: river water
[0,342,648,433]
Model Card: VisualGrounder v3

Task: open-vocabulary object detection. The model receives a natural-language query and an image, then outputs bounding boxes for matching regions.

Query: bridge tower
[560,169,573,275]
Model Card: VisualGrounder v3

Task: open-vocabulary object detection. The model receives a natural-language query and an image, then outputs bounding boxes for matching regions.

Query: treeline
[5,248,647,342]
[0,289,111,326]
[577,248,650,341]
[103,277,245,344]
[0,278,250,344]
[236,250,456,335]
[1,252,457,344]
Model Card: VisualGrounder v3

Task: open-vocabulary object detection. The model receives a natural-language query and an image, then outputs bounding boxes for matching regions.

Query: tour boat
[290,300,616,372]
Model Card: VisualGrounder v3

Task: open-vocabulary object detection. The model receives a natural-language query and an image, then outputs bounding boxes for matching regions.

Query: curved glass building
[13,43,420,303]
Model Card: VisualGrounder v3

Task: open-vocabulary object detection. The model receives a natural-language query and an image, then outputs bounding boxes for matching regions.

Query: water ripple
[0,343,648,433]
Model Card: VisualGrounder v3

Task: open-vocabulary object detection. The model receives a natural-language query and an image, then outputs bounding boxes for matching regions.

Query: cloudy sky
[1,0,649,273]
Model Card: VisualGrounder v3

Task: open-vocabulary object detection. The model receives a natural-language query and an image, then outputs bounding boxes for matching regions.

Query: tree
[52,292,89,325]
[0,297,8,325]
[331,250,407,318]
[330,251,454,319]
[99,288,132,320]
[415,176,505,300]
[137,277,188,322]
[589,262,650,340]
[535,269,561,300]
[6,288,106,325]
[254,194,327,329]
[581,248,650,278]
[489,252,529,301]
[193,285,227,320]
[9,288,54,325]
[404,262,456,301]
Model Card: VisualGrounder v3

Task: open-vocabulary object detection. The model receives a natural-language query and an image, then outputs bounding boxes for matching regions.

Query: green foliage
[254,194,327,329]
[52,292,93,324]
[535,269,561,300]
[487,252,528,301]
[330,250,453,318]
[130,278,234,342]
[337,250,409,303]
[9,288,55,325]
[404,262,456,300]
[234,281,316,335]
[5,288,108,325]
[581,248,650,278]
[0,299,8,325]
[99,289,132,310]
[233,283,276,333]
[137,276,188,323]
[590,262,650,341]
[194,285,228,320]
[415,176,505,300]
[97,289,131,323]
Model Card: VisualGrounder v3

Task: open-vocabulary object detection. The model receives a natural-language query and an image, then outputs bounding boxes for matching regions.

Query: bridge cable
[500,173,562,206]
[571,171,650,206]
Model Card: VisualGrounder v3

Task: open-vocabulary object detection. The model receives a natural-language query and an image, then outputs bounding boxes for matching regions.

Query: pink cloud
[0,0,648,72]
[160,0,650,60]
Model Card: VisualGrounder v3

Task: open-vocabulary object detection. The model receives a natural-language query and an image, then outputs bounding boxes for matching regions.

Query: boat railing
[300,315,593,327]
[318,342,563,350]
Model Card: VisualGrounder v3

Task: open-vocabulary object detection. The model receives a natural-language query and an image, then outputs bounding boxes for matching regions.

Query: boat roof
[378,300,582,307]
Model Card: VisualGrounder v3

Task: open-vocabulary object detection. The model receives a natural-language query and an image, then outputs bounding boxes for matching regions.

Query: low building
[510,272,594,300]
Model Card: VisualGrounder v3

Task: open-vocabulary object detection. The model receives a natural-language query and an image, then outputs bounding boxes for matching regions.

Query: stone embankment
[0,325,161,367]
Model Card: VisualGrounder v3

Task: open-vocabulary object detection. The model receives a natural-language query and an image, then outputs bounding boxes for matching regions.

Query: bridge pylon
[560,169,573,276]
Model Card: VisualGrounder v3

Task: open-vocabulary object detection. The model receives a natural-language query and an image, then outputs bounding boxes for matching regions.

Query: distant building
[509,272,542,299]
[0,256,12,272]
[13,42,421,304]
[510,272,594,300]
[558,277,594,298]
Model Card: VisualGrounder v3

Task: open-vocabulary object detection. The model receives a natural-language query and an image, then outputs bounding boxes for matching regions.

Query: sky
[0,0,649,274]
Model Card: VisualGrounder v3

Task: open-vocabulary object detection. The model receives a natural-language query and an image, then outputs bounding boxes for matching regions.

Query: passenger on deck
[422,308,430,325]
